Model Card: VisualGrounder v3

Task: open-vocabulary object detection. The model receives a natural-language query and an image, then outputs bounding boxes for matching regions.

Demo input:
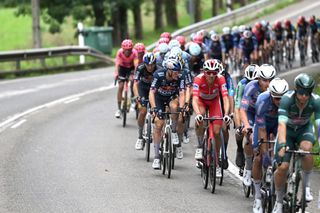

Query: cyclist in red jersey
[134,42,146,65]
[192,59,231,171]
[114,39,139,118]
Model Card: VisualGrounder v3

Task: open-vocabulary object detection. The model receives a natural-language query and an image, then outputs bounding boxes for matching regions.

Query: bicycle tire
[171,145,175,170]
[300,171,307,213]
[122,91,127,127]
[209,139,217,193]
[161,139,166,175]
[202,132,209,189]
[243,183,251,198]
[219,149,224,186]
[166,127,172,179]
[145,115,152,162]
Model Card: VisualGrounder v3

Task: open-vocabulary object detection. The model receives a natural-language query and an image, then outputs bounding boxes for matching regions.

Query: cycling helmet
[261,20,268,27]
[239,25,246,33]
[255,22,262,30]
[209,29,217,37]
[269,78,289,98]
[143,52,156,65]
[231,26,239,34]
[309,15,316,24]
[274,20,282,29]
[158,37,170,44]
[294,73,315,93]
[134,42,145,53]
[203,59,221,72]
[175,35,186,46]
[243,30,252,39]
[121,39,133,50]
[197,29,209,38]
[211,34,220,41]
[193,34,203,45]
[170,46,182,57]
[190,32,196,41]
[222,26,231,35]
[259,64,276,80]
[165,58,182,71]
[160,32,171,40]
[189,42,201,56]
[168,39,181,49]
[158,43,169,54]
[244,64,259,81]
[284,19,291,28]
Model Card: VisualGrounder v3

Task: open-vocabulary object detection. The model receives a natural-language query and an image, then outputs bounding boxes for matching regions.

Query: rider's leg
[117,81,124,110]
[137,106,147,138]
[153,118,164,159]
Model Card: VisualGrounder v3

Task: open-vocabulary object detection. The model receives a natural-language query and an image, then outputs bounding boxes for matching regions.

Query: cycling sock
[254,180,262,200]
[118,101,121,110]
[197,136,203,148]
[138,127,143,139]
[245,155,253,170]
[154,144,160,159]
[177,134,182,147]
[303,170,312,187]
[276,186,285,204]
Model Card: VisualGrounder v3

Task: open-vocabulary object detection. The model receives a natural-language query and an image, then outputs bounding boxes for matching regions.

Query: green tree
[154,0,164,30]
[164,0,178,27]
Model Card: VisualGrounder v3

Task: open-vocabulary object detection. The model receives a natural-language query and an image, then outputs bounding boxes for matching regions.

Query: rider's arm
[240,83,253,128]
[149,72,160,109]
[219,76,230,116]
[277,94,290,146]
[133,66,141,98]
[192,77,201,115]
[178,74,186,108]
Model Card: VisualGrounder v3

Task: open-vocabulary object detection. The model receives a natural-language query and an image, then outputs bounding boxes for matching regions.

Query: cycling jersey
[151,68,185,97]
[272,27,284,41]
[284,24,296,40]
[155,52,165,68]
[309,23,318,35]
[115,48,138,68]
[221,72,234,97]
[253,91,279,148]
[232,32,241,48]
[239,37,258,55]
[221,34,234,53]
[253,28,265,46]
[296,22,309,39]
[207,41,223,61]
[234,78,250,109]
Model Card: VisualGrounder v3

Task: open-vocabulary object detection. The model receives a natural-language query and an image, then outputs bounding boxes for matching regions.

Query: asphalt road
[1,0,320,212]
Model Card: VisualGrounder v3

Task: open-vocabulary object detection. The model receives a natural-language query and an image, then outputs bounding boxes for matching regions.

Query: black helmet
[294,73,315,93]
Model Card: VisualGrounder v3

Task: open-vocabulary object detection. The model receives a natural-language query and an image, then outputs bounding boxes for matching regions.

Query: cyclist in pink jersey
[115,39,139,118]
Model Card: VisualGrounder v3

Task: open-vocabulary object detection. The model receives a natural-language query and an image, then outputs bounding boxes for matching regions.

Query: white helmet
[203,59,222,71]
[244,64,259,81]
[259,64,276,80]
[158,43,169,54]
[231,26,239,34]
[189,42,201,56]
[209,29,217,37]
[168,39,180,50]
[222,26,231,35]
[211,34,220,41]
[243,30,252,39]
[239,25,246,33]
[269,78,289,98]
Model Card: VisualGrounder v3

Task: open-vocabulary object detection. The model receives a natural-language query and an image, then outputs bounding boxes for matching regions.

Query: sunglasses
[205,70,219,75]
[296,89,311,96]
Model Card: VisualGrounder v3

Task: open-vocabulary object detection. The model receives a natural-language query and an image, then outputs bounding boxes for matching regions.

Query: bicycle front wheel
[202,133,209,189]
[209,139,217,193]
[145,115,152,162]
[122,91,128,127]
[165,127,173,179]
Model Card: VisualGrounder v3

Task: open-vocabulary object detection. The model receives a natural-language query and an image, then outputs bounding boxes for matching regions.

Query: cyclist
[206,34,224,62]
[232,26,241,71]
[296,16,309,57]
[252,78,289,213]
[234,64,259,175]
[149,58,186,169]
[219,64,235,169]
[283,19,297,61]
[134,53,159,150]
[252,22,266,64]
[309,15,319,62]
[160,31,172,41]
[176,35,186,51]
[186,42,205,77]
[261,20,273,64]
[114,39,138,118]
[134,42,146,64]
[221,26,235,71]
[197,29,211,47]
[155,43,169,68]
[192,59,231,174]
[239,30,258,69]
[240,64,276,186]
[272,73,320,213]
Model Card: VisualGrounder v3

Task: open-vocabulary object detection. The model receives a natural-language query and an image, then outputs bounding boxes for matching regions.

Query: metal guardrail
[147,0,277,50]
[0,45,114,75]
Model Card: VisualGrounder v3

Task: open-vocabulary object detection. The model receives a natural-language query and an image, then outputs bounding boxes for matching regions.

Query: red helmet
[309,15,316,24]
[193,34,203,45]
[274,20,282,29]
[121,39,133,50]
[160,32,171,40]
[255,22,262,30]
[298,16,305,25]
[284,19,291,28]
[175,35,186,46]
[134,42,145,53]
[158,37,170,44]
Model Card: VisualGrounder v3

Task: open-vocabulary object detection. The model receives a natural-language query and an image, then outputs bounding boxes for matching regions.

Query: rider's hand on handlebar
[195,114,203,125]
[242,124,251,134]
[223,115,231,125]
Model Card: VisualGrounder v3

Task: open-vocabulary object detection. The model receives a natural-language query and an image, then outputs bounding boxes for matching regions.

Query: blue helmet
[143,52,156,65]
[165,59,182,71]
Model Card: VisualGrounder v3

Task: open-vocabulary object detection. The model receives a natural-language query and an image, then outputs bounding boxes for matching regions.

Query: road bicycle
[241,127,254,198]
[273,40,282,72]
[284,38,294,69]
[298,37,306,67]
[199,113,223,193]
[311,34,320,63]
[282,148,320,213]
[142,101,152,162]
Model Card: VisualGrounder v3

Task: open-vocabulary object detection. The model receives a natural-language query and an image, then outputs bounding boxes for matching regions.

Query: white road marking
[0,84,116,132]
[11,119,26,129]
[64,97,80,104]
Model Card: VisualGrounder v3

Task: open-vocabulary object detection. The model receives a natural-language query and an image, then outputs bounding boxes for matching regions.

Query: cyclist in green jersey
[272,73,320,213]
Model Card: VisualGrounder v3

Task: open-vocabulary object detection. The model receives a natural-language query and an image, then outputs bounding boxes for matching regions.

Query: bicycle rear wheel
[161,139,166,175]
[201,130,209,189]
[209,139,217,193]
[165,127,173,179]
[145,115,152,162]
[122,91,127,127]
[300,171,307,213]
[219,150,224,186]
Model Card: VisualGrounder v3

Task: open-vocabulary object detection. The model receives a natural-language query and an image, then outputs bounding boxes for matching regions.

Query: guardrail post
[16,60,21,70]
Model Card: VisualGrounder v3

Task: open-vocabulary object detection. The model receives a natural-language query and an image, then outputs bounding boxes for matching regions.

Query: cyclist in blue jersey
[134,53,159,150]
[239,30,258,69]
[240,64,276,186]
[296,16,309,57]
[234,64,260,175]
[252,78,289,213]
[272,73,320,213]
[155,43,169,68]
[149,58,186,169]
[207,34,224,62]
